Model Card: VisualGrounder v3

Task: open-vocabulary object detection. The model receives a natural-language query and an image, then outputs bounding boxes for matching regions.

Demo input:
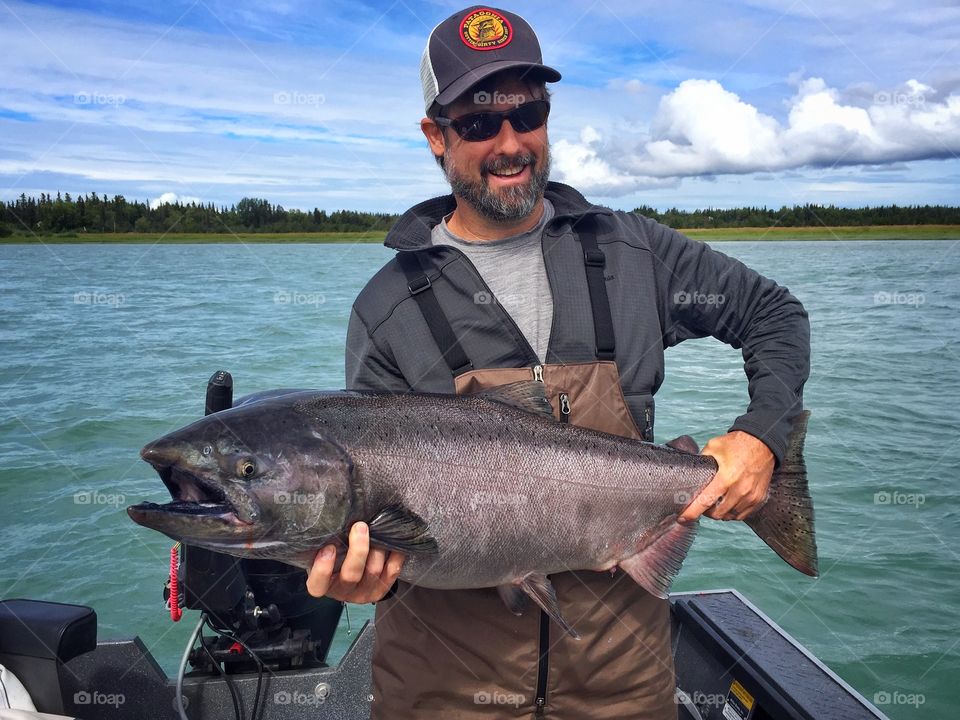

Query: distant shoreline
[2,225,959,244]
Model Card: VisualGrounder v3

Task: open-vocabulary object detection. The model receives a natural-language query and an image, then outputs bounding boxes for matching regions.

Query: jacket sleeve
[345,306,411,393]
[642,216,810,464]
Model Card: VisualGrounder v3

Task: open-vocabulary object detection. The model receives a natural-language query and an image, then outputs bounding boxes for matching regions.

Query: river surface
[1,239,958,719]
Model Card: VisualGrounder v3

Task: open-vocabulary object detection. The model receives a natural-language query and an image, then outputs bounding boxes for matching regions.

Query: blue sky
[1,0,958,212]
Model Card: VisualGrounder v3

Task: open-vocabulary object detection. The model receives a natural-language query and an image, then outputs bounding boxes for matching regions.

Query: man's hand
[678,431,775,523]
[306,522,405,603]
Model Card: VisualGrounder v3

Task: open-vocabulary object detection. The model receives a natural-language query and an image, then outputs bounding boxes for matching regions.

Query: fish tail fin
[744,410,819,577]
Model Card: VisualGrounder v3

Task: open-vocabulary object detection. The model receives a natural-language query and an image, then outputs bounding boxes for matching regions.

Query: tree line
[1,192,958,237]
[631,203,960,228]
[0,194,396,236]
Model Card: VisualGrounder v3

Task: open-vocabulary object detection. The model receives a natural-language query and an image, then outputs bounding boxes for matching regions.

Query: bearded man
[306,6,809,719]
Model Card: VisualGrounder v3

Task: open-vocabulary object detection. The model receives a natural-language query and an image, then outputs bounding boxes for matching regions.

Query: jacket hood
[384,181,612,250]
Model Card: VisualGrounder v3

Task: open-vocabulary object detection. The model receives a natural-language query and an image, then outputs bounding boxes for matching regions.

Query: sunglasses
[434,99,550,142]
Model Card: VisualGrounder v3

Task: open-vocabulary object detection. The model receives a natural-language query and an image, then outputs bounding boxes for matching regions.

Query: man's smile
[487,163,531,184]
[482,154,536,186]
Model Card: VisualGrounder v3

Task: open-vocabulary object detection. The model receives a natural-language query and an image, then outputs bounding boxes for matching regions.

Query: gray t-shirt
[431,200,555,362]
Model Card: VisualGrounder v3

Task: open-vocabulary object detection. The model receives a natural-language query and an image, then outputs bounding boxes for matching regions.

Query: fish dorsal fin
[476,381,555,419]
[666,435,700,454]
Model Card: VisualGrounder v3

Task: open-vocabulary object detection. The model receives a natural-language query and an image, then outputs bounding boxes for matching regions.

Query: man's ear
[421,118,446,160]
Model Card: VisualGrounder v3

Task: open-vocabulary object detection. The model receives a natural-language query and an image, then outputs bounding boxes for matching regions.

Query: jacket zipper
[535,607,550,717]
[435,250,552,715]
[644,404,653,441]
[559,392,570,423]
[540,227,560,359]
[533,361,552,717]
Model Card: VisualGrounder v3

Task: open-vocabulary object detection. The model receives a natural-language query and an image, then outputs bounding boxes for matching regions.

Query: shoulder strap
[396,221,617,374]
[576,222,616,361]
[395,251,474,376]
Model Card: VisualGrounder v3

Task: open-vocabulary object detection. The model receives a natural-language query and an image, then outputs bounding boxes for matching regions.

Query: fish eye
[237,458,257,479]
[202,445,213,456]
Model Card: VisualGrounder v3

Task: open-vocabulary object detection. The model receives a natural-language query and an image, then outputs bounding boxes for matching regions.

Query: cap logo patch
[460,8,513,51]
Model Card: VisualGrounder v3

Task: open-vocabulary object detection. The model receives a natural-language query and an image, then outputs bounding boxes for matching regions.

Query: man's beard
[443,145,551,223]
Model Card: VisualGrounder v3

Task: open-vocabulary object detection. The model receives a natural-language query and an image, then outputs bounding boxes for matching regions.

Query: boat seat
[0,600,96,717]
[2,664,77,719]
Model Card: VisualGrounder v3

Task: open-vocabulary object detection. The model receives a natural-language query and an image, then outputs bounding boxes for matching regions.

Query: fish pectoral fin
[665,434,700,454]
[475,381,555,419]
[519,573,581,640]
[497,584,528,615]
[367,504,439,555]
[618,517,698,599]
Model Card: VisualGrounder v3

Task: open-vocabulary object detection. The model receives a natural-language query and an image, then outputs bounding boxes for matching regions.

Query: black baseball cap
[420,6,561,115]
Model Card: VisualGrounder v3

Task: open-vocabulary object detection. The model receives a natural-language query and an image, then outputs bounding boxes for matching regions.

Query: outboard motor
[173,371,343,673]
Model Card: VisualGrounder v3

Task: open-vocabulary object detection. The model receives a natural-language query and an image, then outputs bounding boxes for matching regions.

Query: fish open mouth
[129,465,251,527]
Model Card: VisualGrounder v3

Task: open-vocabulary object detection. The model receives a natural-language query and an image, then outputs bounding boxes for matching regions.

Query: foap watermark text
[74,291,125,308]
[274,492,322,506]
[673,290,725,307]
[874,291,924,307]
[873,690,925,708]
[273,91,325,108]
[473,690,525,707]
[874,490,925,508]
[74,490,126,508]
[73,691,125,708]
[75,91,125,106]
[274,690,326,706]
[473,90,526,107]
[469,491,528,513]
[274,290,326,307]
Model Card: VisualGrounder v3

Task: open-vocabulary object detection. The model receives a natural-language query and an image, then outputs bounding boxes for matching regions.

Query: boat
[0,372,890,720]
[0,588,890,720]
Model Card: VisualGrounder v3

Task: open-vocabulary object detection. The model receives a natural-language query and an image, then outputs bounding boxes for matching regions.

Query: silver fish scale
[295,391,715,589]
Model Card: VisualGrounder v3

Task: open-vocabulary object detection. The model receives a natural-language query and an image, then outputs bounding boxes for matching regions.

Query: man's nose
[491,115,523,154]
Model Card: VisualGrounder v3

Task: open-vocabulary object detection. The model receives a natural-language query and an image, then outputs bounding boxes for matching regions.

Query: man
[306,6,809,719]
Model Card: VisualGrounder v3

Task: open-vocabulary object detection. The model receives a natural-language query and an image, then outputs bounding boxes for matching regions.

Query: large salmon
[128,382,817,636]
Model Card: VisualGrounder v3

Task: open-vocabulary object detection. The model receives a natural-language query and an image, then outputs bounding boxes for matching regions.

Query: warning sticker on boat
[721,680,755,720]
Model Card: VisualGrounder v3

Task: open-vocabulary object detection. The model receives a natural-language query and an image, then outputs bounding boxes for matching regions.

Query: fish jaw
[128,444,262,542]
[129,400,360,562]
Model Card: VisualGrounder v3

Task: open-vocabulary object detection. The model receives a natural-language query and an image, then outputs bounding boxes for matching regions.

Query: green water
[1,240,957,719]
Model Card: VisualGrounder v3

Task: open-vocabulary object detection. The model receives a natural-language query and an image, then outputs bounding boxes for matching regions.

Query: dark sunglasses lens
[455,113,501,141]
[452,101,550,141]
[509,101,550,133]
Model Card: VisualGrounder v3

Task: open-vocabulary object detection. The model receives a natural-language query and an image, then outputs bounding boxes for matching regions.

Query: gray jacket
[346,182,808,462]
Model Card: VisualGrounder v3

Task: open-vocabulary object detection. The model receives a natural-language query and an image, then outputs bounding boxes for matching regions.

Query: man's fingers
[351,548,389,600]
[369,552,406,600]
[383,551,406,585]
[679,479,728,523]
[729,490,770,521]
[365,547,387,579]
[337,522,371,585]
[305,525,406,603]
[305,545,337,598]
[342,550,406,603]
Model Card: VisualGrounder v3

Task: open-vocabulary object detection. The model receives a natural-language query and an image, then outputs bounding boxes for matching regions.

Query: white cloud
[553,77,960,195]
[149,192,202,209]
[1,0,958,210]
